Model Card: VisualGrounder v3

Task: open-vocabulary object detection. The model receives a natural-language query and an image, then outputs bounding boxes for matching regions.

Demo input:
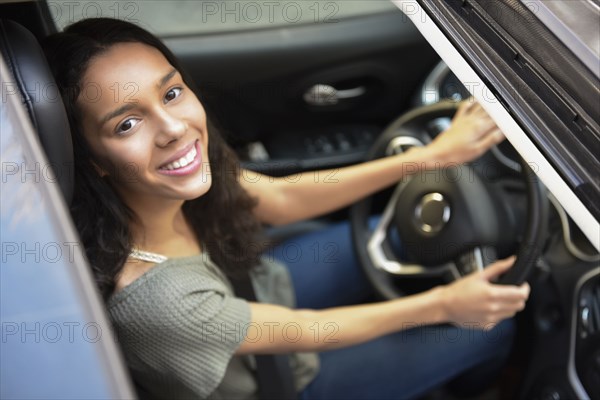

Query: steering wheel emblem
[414,192,451,234]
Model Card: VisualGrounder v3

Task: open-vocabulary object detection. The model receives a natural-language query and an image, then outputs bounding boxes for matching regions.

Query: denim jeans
[269,219,515,400]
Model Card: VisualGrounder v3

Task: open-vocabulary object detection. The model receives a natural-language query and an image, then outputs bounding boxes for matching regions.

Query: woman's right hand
[439,256,530,330]
[423,100,505,167]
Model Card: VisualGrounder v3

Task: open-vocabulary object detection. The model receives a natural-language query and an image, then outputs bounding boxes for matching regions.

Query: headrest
[0,19,73,204]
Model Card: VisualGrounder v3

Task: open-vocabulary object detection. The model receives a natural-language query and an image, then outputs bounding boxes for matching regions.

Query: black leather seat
[0,19,73,204]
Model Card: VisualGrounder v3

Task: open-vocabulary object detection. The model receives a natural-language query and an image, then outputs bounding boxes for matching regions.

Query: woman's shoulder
[108,254,235,309]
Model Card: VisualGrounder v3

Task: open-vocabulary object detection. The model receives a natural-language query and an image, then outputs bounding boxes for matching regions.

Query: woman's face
[77,42,211,205]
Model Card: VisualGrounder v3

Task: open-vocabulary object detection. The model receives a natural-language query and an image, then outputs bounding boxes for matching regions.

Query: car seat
[0,19,73,204]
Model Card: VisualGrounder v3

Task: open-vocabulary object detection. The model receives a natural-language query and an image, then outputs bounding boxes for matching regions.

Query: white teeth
[161,144,198,171]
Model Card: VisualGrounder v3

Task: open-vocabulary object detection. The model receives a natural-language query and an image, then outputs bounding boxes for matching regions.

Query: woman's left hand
[426,100,505,166]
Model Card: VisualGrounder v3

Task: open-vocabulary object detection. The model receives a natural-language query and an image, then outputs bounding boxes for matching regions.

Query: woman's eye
[164,87,183,103]
[116,118,140,134]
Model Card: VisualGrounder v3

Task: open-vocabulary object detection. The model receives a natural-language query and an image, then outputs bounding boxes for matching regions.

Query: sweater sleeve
[108,260,251,399]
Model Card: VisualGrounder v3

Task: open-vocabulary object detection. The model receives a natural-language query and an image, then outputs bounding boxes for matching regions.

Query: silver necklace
[129,248,168,264]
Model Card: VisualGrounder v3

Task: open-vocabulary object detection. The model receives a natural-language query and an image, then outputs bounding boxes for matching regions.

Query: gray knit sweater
[108,254,319,399]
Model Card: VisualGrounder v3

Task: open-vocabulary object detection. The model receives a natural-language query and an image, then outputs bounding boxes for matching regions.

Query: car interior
[1,1,599,399]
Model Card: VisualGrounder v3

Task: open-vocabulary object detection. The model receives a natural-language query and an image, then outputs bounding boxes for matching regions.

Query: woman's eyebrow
[157,69,177,89]
[99,69,178,126]
[100,103,137,126]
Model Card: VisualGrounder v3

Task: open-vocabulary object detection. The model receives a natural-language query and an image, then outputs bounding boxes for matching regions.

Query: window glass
[50,0,399,36]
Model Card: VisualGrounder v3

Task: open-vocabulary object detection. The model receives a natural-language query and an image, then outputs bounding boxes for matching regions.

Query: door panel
[165,12,439,172]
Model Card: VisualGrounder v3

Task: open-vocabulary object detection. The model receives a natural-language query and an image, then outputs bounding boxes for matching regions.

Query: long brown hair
[43,18,264,299]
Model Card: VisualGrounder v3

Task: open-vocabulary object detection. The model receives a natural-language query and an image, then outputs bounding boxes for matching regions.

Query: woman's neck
[126,196,201,257]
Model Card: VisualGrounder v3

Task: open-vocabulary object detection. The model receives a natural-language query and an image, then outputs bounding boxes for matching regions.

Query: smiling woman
[43,19,263,298]
[77,43,211,201]
[42,17,530,400]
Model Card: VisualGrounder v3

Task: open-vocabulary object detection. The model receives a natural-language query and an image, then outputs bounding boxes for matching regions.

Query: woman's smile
[157,139,202,176]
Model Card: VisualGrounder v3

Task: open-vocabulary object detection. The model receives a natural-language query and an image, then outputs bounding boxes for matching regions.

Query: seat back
[0,18,73,204]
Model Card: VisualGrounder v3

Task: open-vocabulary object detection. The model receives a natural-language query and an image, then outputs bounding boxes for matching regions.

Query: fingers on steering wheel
[456,98,477,117]
[488,284,526,298]
[477,128,505,150]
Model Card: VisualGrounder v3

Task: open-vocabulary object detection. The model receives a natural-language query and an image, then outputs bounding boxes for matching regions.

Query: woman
[44,18,529,400]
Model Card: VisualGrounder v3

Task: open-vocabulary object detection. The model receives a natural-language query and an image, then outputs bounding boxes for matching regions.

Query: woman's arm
[241,145,435,226]
[236,257,529,354]
[241,101,504,226]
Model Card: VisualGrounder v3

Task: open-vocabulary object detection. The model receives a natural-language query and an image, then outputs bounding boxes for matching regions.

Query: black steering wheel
[350,101,548,300]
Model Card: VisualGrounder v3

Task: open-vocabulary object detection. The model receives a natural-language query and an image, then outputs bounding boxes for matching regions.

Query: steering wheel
[350,101,548,300]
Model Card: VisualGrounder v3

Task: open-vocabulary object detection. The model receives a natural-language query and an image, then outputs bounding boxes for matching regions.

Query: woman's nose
[156,110,187,146]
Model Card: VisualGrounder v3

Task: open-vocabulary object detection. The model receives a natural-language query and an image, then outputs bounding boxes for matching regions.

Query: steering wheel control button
[414,192,451,235]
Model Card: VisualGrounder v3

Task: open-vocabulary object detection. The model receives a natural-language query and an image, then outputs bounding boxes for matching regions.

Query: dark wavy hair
[43,18,264,299]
